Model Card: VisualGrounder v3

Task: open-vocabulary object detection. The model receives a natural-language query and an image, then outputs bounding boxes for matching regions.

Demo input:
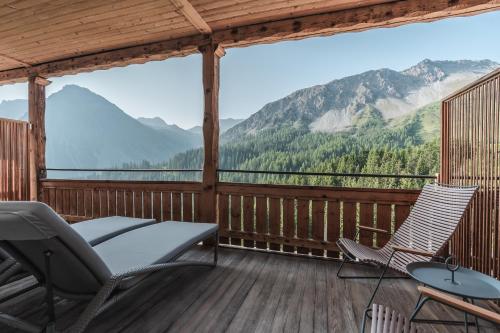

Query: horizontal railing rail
[218,169,436,179]
[45,168,202,172]
[45,168,436,180]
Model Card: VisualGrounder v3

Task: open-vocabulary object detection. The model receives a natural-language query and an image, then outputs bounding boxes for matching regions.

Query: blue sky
[1,11,499,128]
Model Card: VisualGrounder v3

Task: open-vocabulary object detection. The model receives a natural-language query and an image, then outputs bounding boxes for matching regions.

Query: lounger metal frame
[0,231,219,333]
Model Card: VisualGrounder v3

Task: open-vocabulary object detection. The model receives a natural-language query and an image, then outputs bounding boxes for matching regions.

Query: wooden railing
[40,180,202,223]
[39,179,420,259]
[441,68,500,282]
[0,118,30,201]
[216,182,419,258]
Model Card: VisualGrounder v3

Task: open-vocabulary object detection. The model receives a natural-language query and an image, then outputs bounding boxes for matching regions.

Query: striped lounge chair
[336,183,478,309]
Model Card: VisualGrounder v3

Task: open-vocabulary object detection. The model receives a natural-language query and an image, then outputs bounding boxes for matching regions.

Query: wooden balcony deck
[0,246,498,333]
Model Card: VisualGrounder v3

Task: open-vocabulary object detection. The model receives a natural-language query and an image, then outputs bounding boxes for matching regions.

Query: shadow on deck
[0,247,498,333]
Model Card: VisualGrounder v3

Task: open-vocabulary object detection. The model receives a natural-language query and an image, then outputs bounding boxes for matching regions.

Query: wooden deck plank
[1,248,499,333]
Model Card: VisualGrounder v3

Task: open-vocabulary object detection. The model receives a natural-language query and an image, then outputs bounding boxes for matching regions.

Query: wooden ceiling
[0,0,499,84]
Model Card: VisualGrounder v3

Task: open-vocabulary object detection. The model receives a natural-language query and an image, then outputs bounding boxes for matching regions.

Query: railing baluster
[359,203,374,247]
[255,196,267,249]
[296,199,309,254]
[218,194,230,244]
[243,196,254,248]
[230,195,242,246]
[282,198,295,253]
[152,192,162,222]
[327,201,340,258]
[311,200,325,256]
[268,197,281,251]
[376,204,391,247]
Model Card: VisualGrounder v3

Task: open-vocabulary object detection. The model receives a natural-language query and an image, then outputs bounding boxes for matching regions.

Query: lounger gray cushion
[0,202,112,294]
[71,216,156,246]
[94,222,218,275]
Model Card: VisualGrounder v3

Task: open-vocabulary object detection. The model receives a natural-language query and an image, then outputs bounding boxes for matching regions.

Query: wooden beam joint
[170,0,212,34]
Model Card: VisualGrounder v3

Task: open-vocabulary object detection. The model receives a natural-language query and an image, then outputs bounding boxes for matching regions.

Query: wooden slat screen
[441,69,500,283]
[0,117,30,201]
[216,182,419,258]
[40,180,202,223]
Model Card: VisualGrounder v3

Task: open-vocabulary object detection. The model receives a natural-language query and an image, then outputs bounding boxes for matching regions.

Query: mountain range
[0,59,497,172]
[0,85,241,168]
[223,59,498,142]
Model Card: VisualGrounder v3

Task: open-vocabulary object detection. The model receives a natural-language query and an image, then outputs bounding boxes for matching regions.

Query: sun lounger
[0,211,155,285]
[0,201,218,333]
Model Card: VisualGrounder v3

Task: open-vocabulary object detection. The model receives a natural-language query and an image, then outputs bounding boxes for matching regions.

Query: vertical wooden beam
[199,43,224,224]
[28,75,51,201]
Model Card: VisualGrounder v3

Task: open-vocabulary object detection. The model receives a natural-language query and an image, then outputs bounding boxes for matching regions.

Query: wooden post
[28,75,51,201]
[199,43,224,224]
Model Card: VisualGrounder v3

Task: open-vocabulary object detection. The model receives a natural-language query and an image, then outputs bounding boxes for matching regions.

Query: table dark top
[407,262,500,300]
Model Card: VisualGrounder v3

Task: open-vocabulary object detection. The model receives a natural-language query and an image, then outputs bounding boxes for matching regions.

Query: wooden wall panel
[0,118,30,201]
[441,70,500,286]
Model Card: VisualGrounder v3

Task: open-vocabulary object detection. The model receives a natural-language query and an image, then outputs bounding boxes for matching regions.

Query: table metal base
[410,293,481,333]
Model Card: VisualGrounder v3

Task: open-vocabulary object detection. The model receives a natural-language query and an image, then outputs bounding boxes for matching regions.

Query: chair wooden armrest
[418,286,500,324]
[358,225,389,234]
[391,245,434,257]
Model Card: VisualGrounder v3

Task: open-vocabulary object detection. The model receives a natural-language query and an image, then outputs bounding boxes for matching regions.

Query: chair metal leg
[365,251,395,310]
[360,307,371,333]
[464,308,469,333]
[43,251,56,332]
[336,256,349,278]
[470,299,480,333]
[409,295,431,322]
[213,231,219,266]
[410,294,480,328]
[336,257,408,280]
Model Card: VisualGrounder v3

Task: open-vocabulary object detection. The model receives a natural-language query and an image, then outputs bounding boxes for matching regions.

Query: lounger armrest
[418,286,500,324]
[391,245,434,257]
[358,225,389,234]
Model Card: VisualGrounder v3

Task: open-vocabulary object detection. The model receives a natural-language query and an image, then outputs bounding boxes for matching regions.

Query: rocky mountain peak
[402,59,499,84]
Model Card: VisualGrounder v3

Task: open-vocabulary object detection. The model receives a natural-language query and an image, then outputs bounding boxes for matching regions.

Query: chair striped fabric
[337,184,478,274]
[362,304,420,333]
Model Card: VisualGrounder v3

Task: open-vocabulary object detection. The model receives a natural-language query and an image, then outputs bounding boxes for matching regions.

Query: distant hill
[0,85,203,168]
[187,118,244,135]
[137,116,202,148]
[223,59,498,142]
[0,99,28,120]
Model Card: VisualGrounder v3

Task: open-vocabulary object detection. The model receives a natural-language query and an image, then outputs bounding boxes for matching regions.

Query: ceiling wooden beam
[213,0,500,47]
[0,34,210,84]
[0,0,499,85]
[0,53,31,68]
[170,0,212,34]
